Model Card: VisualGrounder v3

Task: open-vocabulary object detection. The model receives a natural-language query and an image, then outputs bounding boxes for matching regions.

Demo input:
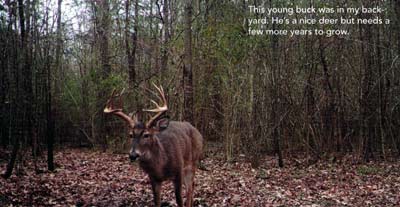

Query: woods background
[1,0,400,177]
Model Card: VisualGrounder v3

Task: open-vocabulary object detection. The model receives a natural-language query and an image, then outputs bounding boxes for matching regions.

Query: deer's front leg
[174,175,183,207]
[151,180,162,207]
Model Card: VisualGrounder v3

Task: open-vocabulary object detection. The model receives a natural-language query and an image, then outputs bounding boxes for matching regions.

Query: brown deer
[104,84,203,207]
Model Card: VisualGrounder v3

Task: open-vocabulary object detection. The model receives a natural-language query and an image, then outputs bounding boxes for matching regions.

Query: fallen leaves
[1,148,400,206]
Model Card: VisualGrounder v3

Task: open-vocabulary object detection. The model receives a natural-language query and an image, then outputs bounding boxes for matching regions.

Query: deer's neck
[139,139,167,179]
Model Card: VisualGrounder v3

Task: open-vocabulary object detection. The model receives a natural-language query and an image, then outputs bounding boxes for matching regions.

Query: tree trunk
[359,14,375,162]
[2,136,19,178]
[270,0,283,167]
[97,0,111,150]
[318,38,335,153]
[23,0,33,147]
[183,0,193,123]
[125,0,138,88]
[160,0,170,77]
[46,0,62,172]
[0,17,10,148]
[3,0,28,178]
[99,0,111,78]
[396,0,400,157]
[251,63,262,168]
[397,0,400,57]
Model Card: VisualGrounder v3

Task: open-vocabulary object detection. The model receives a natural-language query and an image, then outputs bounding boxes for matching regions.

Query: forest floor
[1,145,400,207]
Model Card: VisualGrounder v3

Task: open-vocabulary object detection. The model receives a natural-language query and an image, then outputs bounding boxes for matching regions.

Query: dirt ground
[1,147,400,206]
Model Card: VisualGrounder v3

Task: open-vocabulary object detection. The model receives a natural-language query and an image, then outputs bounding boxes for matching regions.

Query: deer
[104,84,203,207]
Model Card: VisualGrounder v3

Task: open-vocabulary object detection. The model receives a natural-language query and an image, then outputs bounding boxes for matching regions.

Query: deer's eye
[143,134,150,138]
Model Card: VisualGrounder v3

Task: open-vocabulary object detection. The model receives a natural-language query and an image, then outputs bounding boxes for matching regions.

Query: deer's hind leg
[183,166,195,207]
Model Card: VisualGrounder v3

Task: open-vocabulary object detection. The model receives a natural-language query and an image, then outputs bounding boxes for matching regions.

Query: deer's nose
[129,152,139,161]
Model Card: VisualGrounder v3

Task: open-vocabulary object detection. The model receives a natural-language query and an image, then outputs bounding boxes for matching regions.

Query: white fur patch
[135,149,142,156]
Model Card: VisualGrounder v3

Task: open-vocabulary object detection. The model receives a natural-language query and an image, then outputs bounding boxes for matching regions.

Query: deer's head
[104,84,169,161]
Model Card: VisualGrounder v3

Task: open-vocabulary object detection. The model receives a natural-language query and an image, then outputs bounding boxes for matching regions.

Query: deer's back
[158,121,203,167]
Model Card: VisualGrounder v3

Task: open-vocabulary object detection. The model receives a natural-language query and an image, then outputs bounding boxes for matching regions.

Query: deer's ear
[155,117,169,131]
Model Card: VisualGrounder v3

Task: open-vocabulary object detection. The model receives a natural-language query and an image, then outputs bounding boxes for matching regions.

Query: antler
[104,88,135,127]
[144,83,168,128]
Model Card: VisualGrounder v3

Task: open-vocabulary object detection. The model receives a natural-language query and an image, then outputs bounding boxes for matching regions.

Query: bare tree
[125,0,139,88]
[270,0,284,167]
[183,0,193,123]
[46,0,63,171]
[160,0,170,76]
[3,0,32,178]
[97,0,112,150]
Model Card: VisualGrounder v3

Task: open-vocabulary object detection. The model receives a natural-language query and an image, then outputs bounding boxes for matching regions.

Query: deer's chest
[139,160,178,181]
